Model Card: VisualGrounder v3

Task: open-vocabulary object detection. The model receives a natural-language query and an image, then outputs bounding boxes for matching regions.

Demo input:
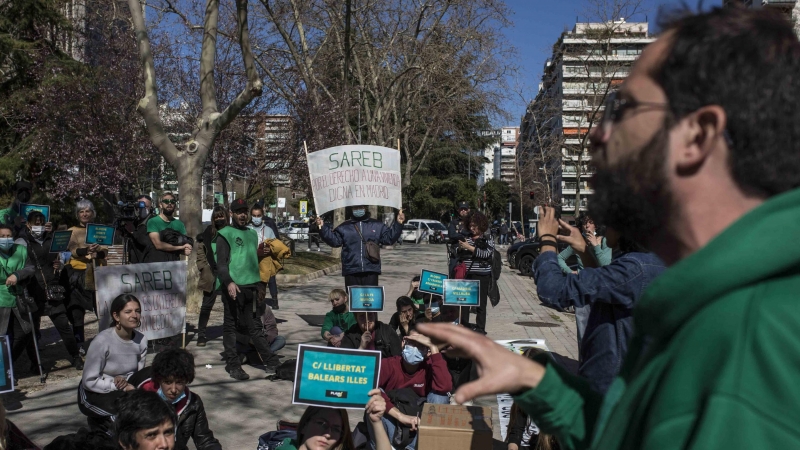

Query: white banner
[95,261,187,340]
[307,145,402,215]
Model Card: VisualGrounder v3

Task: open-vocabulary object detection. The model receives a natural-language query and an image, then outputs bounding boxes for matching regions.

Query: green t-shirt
[146,215,187,235]
[217,226,260,286]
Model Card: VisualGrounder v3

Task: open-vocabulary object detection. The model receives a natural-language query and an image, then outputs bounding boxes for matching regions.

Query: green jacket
[515,187,800,450]
[321,310,357,339]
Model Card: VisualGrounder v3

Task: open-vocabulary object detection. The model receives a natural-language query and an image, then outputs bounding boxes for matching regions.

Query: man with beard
[417,7,800,449]
[533,209,664,393]
[145,192,192,262]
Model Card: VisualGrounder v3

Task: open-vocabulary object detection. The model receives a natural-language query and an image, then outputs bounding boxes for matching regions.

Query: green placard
[20,204,50,222]
[50,230,73,253]
[348,286,385,312]
[443,279,480,306]
[292,345,381,409]
[419,269,447,295]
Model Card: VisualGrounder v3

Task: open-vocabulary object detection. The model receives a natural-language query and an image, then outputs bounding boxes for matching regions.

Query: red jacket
[379,353,452,411]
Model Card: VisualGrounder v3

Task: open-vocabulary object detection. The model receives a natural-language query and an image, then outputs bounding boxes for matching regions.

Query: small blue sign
[419,269,447,295]
[85,223,115,246]
[50,230,73,253]
[20,204,50,222]
[349,286,385,312]
[0,335,13,393]
[292,345,381,409]
[443,279,480,306]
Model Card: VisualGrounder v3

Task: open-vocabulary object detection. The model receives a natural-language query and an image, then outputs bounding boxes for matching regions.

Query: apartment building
[519,19,653,214]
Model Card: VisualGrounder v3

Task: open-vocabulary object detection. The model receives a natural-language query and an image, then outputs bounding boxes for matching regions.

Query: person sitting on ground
[405,276,428,310]
[506,348,559,450]
[128,348,222,450]
[321,288,356,348]
[78,294,147,433]
[115,390,177,450]
[419,298,448,324]
[275,390,391,450]
[340,312,401,358]
[388,297,418,338]
[237,303,287,364]
[368,327,452,450]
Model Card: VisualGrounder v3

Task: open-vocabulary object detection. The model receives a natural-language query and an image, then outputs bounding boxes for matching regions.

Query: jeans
[221,285,278,370]
[499,234,506,245]
[197,289,220,336]
[368,392,449,450]
[269,335,286,353]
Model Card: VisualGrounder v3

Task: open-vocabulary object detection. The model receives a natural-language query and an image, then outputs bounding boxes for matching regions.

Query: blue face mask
[251,217,263,226]
[402,345,425,365]
[0,238,13,252]
[158,386,186,405]
[353,208,366,218]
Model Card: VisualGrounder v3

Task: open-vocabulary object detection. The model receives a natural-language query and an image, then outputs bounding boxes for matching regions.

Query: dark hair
[295,406,353,450]
[468,211,489,234]
[396,296,414,311]
[152,348,195,384]
[109,294,140,328]
[0,224,12,234]
[115,390,176,450]
[250,204,264,215]
[654,6,800,198]
[576,214,593,233]
[211,205,227,220]
[26,211,46,224]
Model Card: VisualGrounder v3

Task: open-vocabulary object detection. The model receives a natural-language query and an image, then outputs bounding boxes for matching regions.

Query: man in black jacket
[340,312,401,358]
[127,195,155,264]
[129,348,221,450]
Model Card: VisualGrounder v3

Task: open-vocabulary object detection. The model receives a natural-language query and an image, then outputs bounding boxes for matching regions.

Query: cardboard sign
[348,286,385,312]
[307,145,402,215]
[442,279,480,306]
[94,261,187,340]
[0,336,13,394]
[20,204,50,222]
[418,404,493,450]
[85,223,115,246]
[419,269,447,295]
[49,230,73,253]
[292,345,381,409]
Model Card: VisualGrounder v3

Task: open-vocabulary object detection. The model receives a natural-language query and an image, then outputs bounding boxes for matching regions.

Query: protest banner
[442,279,480,306]
[49,230,73,253]
[20,204,50,222]
[95,261,187,340]
[85,223,116,246]
[292,345,381,409]
[419,269,447,296]
[348,286,385,312]
[307,145,402,215]
[0,336,13,394]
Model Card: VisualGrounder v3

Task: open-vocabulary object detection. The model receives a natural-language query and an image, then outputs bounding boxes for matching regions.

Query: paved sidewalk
[5,244,579,449]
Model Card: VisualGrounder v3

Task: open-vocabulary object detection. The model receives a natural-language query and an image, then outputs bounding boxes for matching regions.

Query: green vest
[211,241,221,290]
[0,244,27,308]
[217,226,260,286]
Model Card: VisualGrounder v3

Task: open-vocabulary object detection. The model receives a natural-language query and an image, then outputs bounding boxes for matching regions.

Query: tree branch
[200,0,220,117]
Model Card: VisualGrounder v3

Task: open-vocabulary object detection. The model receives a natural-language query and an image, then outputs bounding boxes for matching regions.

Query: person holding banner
[454,211,495,334]
[79,294,147,433]
[340,312,400,359]
[65,199,107,351]
[195,205,227,347]
[17,211,83,370]
[275,390,392,450]
[216,199,281,380]
[316,206,404,288]
[321,288,356,347]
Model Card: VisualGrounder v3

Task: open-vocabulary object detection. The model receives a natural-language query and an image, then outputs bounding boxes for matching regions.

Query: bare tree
[126,0,262,311]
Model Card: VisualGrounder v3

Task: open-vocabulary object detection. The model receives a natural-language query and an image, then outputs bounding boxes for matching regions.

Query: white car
[279,220,309,241]
[401,219,448,243]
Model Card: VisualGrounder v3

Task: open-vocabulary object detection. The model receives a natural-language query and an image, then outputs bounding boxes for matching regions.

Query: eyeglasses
[161,199,177,205]
[599,91,670,136]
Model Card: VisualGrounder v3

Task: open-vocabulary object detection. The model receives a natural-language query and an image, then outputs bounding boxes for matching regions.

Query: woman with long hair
[78,294,147,433]
[455,211,495,333]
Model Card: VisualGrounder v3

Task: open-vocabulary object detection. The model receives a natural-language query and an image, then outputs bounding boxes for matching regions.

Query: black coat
[20,229,65,316]
[340,321,401,358]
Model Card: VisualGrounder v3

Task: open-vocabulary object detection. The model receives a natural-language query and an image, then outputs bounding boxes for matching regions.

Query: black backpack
[269,359,297,381]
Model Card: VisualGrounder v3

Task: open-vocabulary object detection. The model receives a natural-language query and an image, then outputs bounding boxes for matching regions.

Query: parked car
[513,240,577,277]
[401,219,448,243]
[279,220,309,241]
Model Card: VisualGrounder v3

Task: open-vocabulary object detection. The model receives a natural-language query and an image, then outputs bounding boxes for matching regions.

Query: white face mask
[252,217,263,226]
[31,226,45,238]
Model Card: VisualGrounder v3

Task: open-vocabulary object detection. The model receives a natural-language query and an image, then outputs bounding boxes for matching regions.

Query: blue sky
[500,0,723,125]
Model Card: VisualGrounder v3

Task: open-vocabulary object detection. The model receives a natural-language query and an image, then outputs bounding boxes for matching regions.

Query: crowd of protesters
[0,6,797,450]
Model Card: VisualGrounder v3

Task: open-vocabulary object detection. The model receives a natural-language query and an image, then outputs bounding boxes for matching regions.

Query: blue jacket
[533,250,665,393]
[319,218,402,276]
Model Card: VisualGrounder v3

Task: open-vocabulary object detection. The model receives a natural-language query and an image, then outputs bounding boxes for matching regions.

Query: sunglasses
[599,91,669,136]
[161,199,177,205]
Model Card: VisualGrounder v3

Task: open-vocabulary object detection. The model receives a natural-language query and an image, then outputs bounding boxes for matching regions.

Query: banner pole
[397,138,400,151]
[304,141,309,155]
[460,306,463,326]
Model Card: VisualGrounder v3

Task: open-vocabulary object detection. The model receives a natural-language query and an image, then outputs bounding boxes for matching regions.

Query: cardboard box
[417,403,493,450]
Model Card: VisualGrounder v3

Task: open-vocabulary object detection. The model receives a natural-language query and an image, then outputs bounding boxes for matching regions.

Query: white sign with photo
[307,145,402,215]
[95,261,187,340]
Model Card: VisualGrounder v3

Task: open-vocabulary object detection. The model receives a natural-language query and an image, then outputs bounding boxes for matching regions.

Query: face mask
[352,208,366,218]
[430,306,440,315]
[138,207,150,220]
[402,345,425,365]
[332,303,347,314]
[31,226,45,238]
[157,386,186,405]
[0,238,13,252]
[214,219,227,229]
[251,217,263,226]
